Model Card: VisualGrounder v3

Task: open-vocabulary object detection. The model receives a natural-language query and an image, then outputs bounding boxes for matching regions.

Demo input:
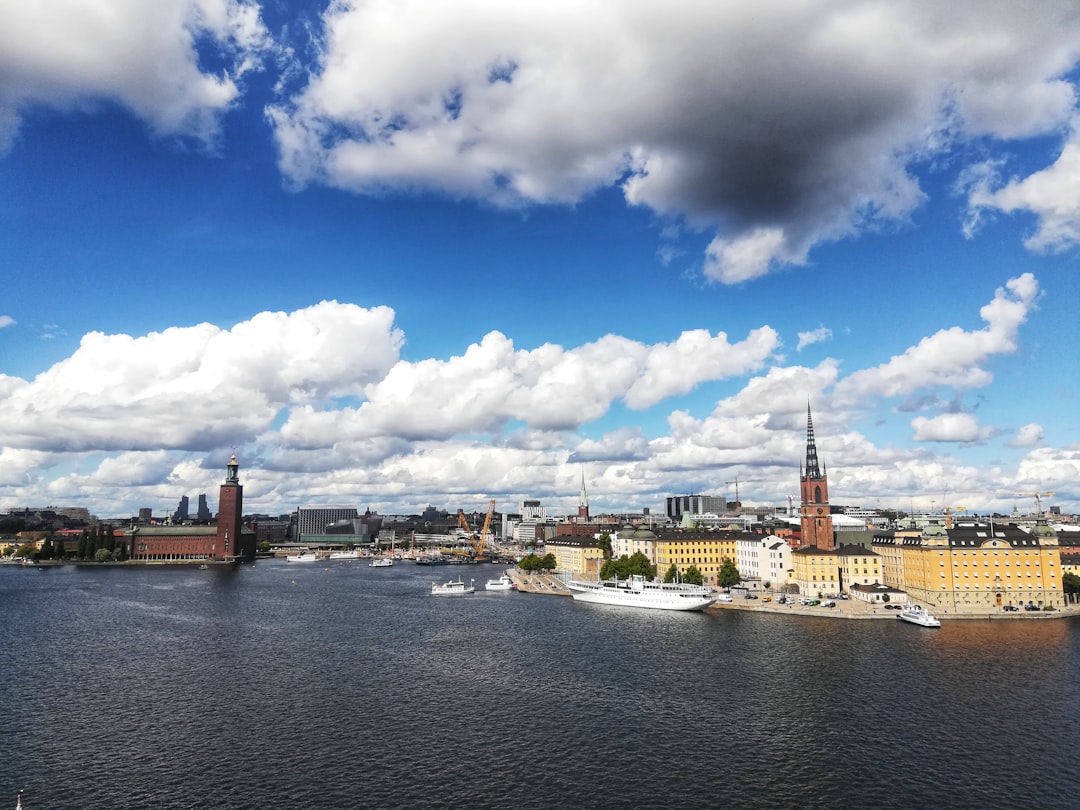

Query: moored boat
[485,574,516,591]
[286,552,319,563]
[369,557,393,568]
[329,549,360,560]
[567,574,715,611]
[898,604,941,627]
[431,578,475,596]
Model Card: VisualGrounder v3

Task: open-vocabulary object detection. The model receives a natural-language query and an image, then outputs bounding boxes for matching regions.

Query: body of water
[2,561,1078,809]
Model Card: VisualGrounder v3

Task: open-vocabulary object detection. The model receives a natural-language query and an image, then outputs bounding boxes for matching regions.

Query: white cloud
[967,121,1080,253]
[834,274,1038,404]
[0,0,271,151]
[1008,423,1045,449]
[1,302,404,452]
[797,327,833,352]
[0,315,14,328]
[268,1,1080,281]
[911,413,995,444]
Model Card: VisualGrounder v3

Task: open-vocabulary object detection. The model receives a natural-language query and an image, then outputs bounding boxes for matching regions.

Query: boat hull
[898,607,941,627]
[567,577,715,611]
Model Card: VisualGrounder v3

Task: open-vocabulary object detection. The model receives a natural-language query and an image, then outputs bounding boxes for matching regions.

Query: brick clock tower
[215,454,244,561]
[799,404,835,550]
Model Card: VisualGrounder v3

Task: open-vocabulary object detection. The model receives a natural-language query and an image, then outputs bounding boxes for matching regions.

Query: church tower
[215,454,244,561]
[578,469,590,521]
[799,404,835,550]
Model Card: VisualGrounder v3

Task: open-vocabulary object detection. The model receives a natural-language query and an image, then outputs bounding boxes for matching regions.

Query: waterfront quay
[506,567,1080,621]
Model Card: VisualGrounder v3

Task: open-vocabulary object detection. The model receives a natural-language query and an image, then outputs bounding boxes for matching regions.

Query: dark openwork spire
[805,403,822,479]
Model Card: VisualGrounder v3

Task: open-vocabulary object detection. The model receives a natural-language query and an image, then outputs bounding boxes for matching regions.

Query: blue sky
[1,1,1079,520]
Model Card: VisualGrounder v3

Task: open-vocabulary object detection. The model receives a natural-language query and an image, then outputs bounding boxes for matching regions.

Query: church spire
[804,402,822,479]
[578,468,590,520]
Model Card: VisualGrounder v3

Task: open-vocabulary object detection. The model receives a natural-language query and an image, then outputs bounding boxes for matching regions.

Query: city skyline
[2,1,1079,518]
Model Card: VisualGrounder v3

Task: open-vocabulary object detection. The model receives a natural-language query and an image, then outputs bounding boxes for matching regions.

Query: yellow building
[545,535,605,579]
[654,531,741,586]
[791,546,840,597]
[873,521,1065,613]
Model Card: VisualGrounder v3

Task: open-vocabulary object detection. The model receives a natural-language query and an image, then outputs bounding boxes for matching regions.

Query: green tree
[519,553,542,573]
[682,565,704,585]
[663,563,678,583]
[39,536,55,560]
[94,548,113,562]
[77,529,89,560]
[257,541,271,553]
[540,553,557,572]
[1063,572,1080,597]
[54,535,66,560]
[597,532,612,560]
[717,557,740,588]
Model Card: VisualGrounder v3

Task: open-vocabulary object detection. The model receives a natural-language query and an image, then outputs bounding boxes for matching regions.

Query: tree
[39,536,55,560]
[597,532,612,560]
[601,552,653,581]
[519,553,542,573]
[717,558,740,588]
[94,548,113,562]
[540,553,557,572]
[54,535,66,560]
[1063,572,1080,597]
[77,529,89,560]
[663,563,679,583]
[682,565,704,585]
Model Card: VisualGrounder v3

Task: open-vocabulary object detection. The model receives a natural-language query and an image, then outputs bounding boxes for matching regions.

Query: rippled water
[2,562,1078,809]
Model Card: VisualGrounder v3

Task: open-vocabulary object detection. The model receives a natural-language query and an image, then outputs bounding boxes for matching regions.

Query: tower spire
[805,402,821,479]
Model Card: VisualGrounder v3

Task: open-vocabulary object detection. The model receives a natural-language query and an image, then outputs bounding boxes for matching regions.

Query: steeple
[578,468,590,520]
[804,402,821,479]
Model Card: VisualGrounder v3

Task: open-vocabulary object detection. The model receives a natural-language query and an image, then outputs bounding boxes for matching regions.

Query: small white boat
[369,557,394,568]
[329,549,360,560]
[485,574,516,591]
[431,578,475,596]
[898,604,941,627]
[287,552,319,563]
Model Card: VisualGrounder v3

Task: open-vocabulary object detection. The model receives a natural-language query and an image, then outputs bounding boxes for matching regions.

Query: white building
[735,534,793,587]
[610,525,658,568]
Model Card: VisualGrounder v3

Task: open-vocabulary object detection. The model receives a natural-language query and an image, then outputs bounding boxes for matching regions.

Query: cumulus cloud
[0,0,271,151]
[833,274,1039,404]
[966,121,1080,253]
[279,325,780,446]
[911,412,995,444]
[797,327,833,352]
[268,1,1080,281]
[0,315,14,328]
[1,302,404,452]
[1007,423,1045,449]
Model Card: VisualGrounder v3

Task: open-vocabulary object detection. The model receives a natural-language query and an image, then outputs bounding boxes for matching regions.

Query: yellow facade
[654,532,739,586]
[546,538,605,578]
[791,548,840,597]
[875,524,1065,613]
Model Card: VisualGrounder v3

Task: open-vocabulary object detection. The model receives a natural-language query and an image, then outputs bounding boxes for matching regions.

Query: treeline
[11,526,128,562]
[517,552,557,573]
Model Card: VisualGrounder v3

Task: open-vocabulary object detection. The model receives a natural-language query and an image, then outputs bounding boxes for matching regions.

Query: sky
[1,0,1079,521]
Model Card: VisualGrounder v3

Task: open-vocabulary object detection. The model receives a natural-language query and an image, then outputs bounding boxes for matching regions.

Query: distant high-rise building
[173,495,189,522]
[197,494,211,521]
[138,507,152,523]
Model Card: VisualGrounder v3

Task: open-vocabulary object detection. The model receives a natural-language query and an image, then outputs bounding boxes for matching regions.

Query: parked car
[821,600,836,608]
[762,595,772,602]
[1024,603,1040,611]
[1002,605,1019,612]
[838,593,849,600]
[884,603,899,610]
[744,593,759,599]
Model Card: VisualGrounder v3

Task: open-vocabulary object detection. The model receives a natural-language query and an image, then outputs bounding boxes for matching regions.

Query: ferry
[431,578,475,596]
[898,604,941,627]
[369,557,393,568]
[328,549,360,560]
[485,574,516,591]
[566,574,716,611]
[286,551,319,563]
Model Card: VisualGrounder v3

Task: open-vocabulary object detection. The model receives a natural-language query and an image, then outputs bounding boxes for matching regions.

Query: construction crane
[1017,491,1055,519]
[725,477,753,514]
[457,499,496,559]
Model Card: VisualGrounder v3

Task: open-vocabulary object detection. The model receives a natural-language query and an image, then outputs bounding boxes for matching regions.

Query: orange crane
[457,499,496,559]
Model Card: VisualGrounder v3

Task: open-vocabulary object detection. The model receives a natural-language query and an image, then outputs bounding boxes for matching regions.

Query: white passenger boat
[567,574,715,611]
[286,552,319,563]
[485,574,516,591]
[369,557,394,568]
[329,549,360,560]
[898,604,941,627]
[431,578,475,596]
